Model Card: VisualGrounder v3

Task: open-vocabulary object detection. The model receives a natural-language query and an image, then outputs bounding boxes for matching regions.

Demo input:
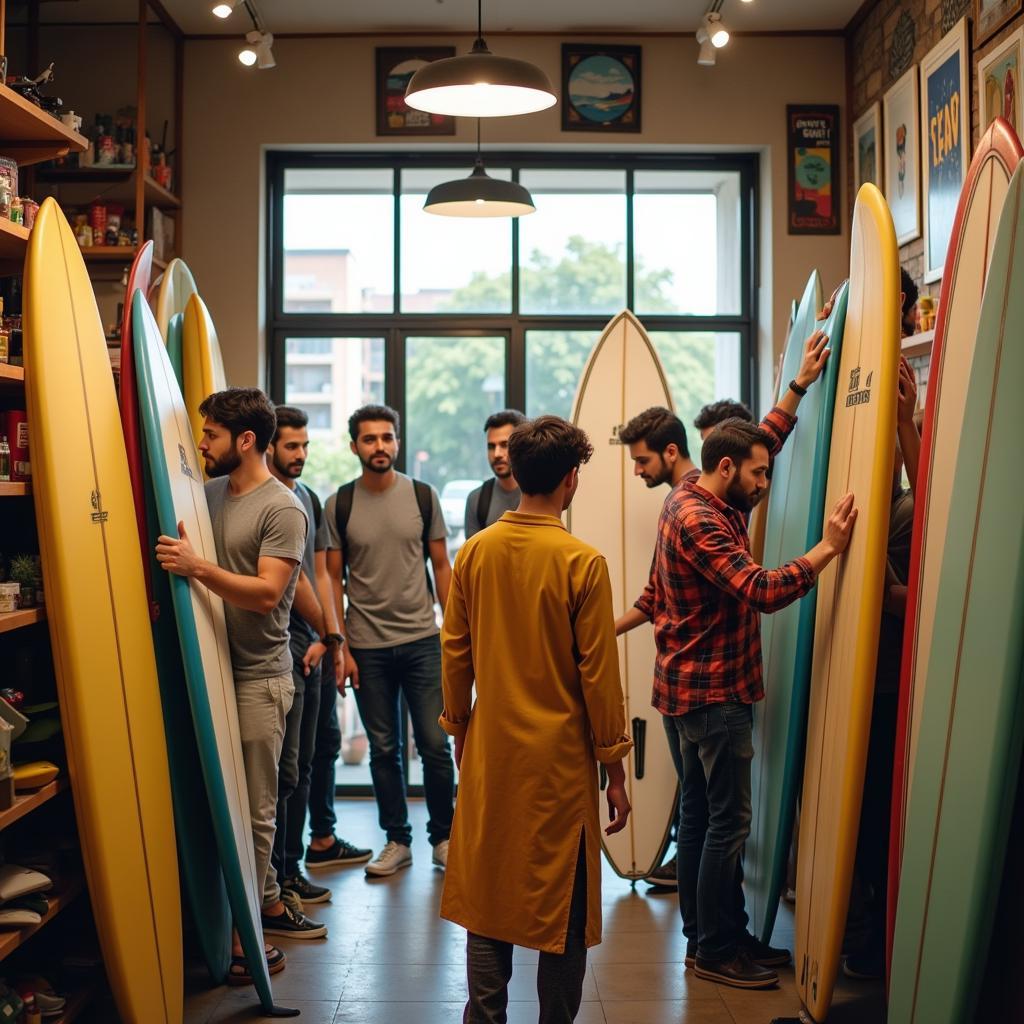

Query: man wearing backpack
[463,410,528,540]
[325,404,455,876]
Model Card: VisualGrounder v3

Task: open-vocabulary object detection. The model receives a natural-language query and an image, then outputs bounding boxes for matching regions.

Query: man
[694,400,754,441]
[440,415,633,1024]
[463,409,528,540]
[630,331,858,989]
[156,387,322,982]
[325,404,455,876]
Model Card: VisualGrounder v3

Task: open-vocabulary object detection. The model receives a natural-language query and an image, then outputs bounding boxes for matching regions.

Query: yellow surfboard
[24,199,183,1023]
[182,292,228,449]
[795,184,900,1022]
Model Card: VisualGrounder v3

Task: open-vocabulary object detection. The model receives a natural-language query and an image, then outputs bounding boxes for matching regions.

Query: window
[525,331,599,420]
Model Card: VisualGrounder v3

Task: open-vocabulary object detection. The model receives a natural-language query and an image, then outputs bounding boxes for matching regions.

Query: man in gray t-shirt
[463,409,527,540]
[325,403,455,878]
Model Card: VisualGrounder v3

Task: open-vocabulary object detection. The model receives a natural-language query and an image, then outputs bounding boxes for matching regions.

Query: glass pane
[283,168,394,313]
[405,335,506,559]
[400,169,513,313]
[633,170,743,316]
[519,170,627,315]
[525,330,600,421]
[283,336,386,501]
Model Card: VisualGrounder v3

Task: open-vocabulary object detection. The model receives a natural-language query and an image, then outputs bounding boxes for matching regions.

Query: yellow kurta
[439,510,632,953]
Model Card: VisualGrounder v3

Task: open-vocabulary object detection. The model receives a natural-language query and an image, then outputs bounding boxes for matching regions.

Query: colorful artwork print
[562,45,641,132]
[974,0,1023,46]
[375,48,456,136]
[854,104,882,189]
[979,29,1024,138]
[787,105,841,234]
[859,128,878,186]
[884,66,921,245]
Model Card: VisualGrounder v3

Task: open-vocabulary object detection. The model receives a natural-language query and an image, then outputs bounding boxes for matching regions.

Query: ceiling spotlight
[697,12,730,50]
[239,30,274,69]
[212,0,242,17]
[697,38,716,66]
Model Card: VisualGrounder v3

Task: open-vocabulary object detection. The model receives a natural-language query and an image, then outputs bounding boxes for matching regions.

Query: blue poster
[926,51,964,273]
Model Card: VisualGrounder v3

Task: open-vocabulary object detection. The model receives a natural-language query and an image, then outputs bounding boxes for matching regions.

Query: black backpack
[475,477,496,530]
[333,478,436,596]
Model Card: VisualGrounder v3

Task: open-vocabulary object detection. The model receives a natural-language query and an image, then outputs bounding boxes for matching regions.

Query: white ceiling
[14,0,864,35]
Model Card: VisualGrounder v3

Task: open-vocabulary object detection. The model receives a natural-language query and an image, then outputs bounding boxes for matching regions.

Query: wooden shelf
[0,482,30,497]
[0,217,30,264]
[0,85,88,167]
[0,778,66,832]
[0,875,84,963]
[903,328,934,358]
[36,167,180,209]
[0,607,45,634]
[0,363,24,388]
[79,246,167,271]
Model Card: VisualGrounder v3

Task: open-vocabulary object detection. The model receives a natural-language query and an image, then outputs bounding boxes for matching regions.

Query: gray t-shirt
[289,480,328,641]
[205,475,307,681]
[325,473,446,649]
[464,480,521,540]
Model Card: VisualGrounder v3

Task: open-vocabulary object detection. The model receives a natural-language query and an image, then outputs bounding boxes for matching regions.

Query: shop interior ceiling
[9,0,862,34]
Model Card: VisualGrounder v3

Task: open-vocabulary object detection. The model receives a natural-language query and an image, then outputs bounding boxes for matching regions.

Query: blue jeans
[351,634,454,847]
[308,652,342,839]
[665,702,753,961]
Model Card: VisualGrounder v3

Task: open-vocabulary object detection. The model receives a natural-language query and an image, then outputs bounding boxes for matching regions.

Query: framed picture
[883,66,922,246]
[376,47,456,136]
[974,0,1023,46]
[854,103,883,190]
[562,44,641,132]
[920,19,970,282]
[978,27,1024,139]
[786,105,841,235]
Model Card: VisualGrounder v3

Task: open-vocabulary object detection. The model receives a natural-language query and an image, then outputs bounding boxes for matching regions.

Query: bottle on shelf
[0,436,10,482]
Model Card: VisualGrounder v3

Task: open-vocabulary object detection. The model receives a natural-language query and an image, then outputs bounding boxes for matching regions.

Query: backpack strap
[476,477,496,530]
[412,479,436,597]
[333,481,356,581]
[308,487,322,532]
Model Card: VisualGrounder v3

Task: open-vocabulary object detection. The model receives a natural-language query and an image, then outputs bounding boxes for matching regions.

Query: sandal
[226,945,287,986]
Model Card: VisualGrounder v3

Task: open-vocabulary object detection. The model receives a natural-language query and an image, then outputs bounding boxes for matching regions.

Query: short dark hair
[348,404,400,442]
[508,415,594,496]
[484,409,528,432]
[272,404,308,445]
[618,407,690,458]
[199,387,277,453]
[700,418,771,473]
[900,267,919,318]
[694,399,754,432]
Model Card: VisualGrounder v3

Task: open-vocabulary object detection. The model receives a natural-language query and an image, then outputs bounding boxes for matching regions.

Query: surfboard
[795,184,900,1022]
[749,270,847,944]
[133,291,294,1017]
[24,198,183,1023]
[155,256,198,344]
[567,310,678,879]
[166,311,184,389]
[887,117,1023,968]
[888,156,1024,1024]
[183,293,228,449]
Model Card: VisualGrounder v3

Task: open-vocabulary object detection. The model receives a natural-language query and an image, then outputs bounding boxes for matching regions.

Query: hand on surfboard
[605,780,632,836]
[897,356,918,424]
[796,329,831,388]
[823,493,858,556]
[156,521,200,577]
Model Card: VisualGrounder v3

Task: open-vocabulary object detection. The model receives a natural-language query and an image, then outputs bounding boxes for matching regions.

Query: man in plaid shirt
[618,329,858,990]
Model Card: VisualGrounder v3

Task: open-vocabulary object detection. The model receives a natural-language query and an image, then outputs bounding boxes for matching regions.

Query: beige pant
[236,673,294,907]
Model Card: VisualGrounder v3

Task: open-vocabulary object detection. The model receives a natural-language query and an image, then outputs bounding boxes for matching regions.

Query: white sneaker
[432,840,449,868]
[364,841,413,877]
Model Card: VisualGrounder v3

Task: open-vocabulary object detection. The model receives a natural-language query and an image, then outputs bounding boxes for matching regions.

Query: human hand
[897,356,918,424]
[796,329,831,388]
[155,521,202,578]
[303,641,327,676]
[341,647,360,691]
[332,642,345,682]
[824,493,858,555]
[817,284,842,321]
[605,780,632,835]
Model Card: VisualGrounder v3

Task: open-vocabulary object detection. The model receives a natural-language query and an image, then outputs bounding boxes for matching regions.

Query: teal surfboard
[133,291,296,1017]
[166,311,184,388]
[889,160,1024,1024]
[748,271,848,942]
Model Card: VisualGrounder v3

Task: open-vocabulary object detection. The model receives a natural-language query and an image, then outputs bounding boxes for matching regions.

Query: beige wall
[182,33,849,406]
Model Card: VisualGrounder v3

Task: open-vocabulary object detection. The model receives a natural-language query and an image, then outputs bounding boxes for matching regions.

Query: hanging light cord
[471,0,489,55]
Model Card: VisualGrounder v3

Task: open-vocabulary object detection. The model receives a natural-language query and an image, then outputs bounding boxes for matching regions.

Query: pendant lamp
[424,122,535,218]
[405,0,556,118]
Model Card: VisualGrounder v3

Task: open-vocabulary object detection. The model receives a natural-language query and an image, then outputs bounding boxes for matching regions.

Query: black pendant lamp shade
[424,158,536,218]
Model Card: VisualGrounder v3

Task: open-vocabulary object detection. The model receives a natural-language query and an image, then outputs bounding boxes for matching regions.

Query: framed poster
[786,105,841,234]
[376,47,456,136]
[562,44,641,132]
[854,103,883,190]
[978,27,1024,138]
[884,65,922,246]
[920,19,970,282]
[974,0,1023,46]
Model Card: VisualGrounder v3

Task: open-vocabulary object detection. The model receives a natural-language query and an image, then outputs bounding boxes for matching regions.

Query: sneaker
[685,944,696,969]
[644,855,678,889]
[843,946,884,980]
[261,901,328,940]
[305,836,373,868]
[694,949,779,989]
[281,873,332,905]
[364,841,413,877]
[738,931,792,967]
[432,840,449,868]
[279,888,303,917]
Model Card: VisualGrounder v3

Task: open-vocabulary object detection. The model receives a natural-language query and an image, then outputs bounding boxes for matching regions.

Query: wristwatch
[321,633,345,647]
[788,378,808,397]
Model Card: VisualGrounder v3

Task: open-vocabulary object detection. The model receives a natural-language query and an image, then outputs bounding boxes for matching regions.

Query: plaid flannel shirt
[636,406,816,715]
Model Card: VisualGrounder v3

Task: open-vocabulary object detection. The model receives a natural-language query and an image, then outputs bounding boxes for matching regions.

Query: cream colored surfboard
[567,310,677,879]
[155,256,198,344]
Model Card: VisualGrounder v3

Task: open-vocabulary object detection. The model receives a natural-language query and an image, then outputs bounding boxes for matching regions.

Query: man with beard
[156,387,320,980]
[325,404,455,877]
[463,410,528,540]
[641,331,858,990]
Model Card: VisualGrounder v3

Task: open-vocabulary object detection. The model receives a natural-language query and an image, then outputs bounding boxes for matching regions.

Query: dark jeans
[662,717,684,849]
[309,653,342,839]
[272,628,322,880]
[665,702,753,961]
[465,837,588,1024]
[351,634,454,847]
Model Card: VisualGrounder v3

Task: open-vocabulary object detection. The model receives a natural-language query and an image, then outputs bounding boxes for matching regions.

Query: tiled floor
[184,799,886,1023]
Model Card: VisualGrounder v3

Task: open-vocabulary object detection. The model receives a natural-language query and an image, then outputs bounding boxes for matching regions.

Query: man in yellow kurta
[439,415,633,1024]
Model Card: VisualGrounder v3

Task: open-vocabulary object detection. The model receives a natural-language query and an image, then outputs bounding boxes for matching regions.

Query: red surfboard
[887,118,1023,978]
[117,241,156,619]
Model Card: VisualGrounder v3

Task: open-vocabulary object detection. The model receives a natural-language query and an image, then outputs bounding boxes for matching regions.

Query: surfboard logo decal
[609,424,624,445]
[89,490,108,524]
[846,366,873,407]
[178,443,196,481]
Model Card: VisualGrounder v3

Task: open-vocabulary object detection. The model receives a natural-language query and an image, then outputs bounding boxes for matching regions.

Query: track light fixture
[239,30,275,69]
[696,8,730,66]
[212,0,243,18]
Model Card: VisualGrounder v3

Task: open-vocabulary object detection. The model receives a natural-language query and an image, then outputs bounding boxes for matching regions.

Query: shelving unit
[0,875,84,962]
[37,167,181,211]
[0,85,88,168]
[79,245,167,271]
[0,779,66,831]
[0,483,30,497]
[0,364,25,389]
[0,607,45,634]
[902,327,934,359]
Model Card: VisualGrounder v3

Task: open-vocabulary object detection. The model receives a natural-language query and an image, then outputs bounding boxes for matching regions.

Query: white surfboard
[567,310,678,879]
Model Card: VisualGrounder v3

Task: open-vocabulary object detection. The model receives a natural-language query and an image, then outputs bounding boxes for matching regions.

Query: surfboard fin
[632,717,646,779]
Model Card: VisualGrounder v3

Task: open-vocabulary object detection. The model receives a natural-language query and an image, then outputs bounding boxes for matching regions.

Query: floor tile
[602,999,734,1023]
[593,963,722,1003]
[207,997,340,1023]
